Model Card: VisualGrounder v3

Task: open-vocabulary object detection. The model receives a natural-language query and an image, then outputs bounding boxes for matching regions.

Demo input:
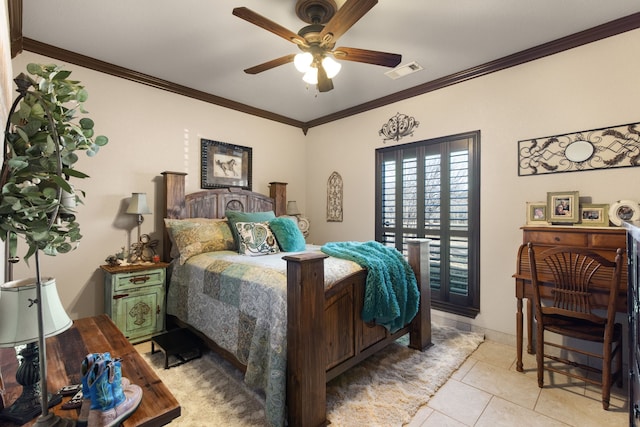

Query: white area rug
[140,323,484,426]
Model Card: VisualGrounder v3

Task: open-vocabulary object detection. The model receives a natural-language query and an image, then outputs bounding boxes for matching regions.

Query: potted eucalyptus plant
[0,63,107,425]
[0,63,107,262]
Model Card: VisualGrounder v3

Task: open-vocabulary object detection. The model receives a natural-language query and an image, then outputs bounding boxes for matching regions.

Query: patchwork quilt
[166,246,362,426]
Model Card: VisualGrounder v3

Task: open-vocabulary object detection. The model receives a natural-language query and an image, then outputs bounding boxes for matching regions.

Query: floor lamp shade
[0,277,72,347]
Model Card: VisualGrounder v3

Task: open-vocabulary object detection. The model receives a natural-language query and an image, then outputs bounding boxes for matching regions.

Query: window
[375,131,480,317]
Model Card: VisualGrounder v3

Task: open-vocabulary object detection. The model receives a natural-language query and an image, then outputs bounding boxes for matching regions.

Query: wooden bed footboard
[161,171,432,427]
[284,240,431,427]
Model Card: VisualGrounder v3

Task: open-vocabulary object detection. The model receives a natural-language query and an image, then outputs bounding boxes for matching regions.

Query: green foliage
[0,63,108,260]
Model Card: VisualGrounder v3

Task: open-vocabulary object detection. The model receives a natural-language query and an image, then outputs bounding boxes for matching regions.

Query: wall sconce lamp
[126,193,151,243]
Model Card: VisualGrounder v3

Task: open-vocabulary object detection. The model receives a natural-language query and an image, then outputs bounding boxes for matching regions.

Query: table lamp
[285,201,310,237]
[286,201,301,216]
[0,277,73,425]
[126,192,152,243]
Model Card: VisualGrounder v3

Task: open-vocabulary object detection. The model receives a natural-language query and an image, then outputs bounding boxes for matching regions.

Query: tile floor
[407,340,629,427]
[136,337,628,426]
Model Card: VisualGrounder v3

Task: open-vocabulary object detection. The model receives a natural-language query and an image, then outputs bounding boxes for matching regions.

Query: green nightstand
[101,262,169,343]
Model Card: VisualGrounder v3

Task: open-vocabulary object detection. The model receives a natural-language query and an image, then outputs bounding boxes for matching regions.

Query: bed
[161,171,432,427]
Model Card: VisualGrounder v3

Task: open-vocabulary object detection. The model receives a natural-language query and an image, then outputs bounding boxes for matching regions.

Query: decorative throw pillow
[225,210,276,252]
[164,218,235,265]
[269,217,306,252]
[234,221,280,256]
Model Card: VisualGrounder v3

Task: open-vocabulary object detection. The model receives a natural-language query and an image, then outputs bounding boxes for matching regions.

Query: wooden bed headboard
[161,171,287,261]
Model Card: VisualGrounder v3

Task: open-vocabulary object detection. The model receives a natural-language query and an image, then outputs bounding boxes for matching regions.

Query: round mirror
[565,140,594,162]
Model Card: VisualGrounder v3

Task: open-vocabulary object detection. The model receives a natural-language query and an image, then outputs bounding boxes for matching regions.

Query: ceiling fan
[232,0,402,92]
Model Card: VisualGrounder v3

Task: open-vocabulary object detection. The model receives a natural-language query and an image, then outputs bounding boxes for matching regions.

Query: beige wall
[8,28,640,342]
[10,52,307,319]
[304,28,640,340]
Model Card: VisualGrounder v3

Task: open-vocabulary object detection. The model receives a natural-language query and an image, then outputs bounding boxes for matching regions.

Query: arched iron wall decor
[327,171,343,222]
[518,121,640,176]
[379,112,419,142]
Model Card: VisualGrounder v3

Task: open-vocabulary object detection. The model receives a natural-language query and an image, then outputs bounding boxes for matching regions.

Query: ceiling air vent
[384,61,424,80]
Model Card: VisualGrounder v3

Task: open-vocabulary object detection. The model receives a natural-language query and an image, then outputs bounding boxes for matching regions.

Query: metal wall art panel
[518,121,640,176]
[327,171,343,222]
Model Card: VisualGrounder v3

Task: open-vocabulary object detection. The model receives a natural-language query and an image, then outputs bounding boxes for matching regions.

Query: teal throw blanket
[321,241,419,333]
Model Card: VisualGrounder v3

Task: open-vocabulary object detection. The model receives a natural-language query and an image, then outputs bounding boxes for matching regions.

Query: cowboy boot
[78,353,133,427]
[77,353,107,427]
[86,360,142,427]
[108,358,125,404]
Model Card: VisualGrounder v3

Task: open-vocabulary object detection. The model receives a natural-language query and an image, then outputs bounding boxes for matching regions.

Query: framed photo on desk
[579,203,609,227]
[526,201,548,225]
[547,191,579,224]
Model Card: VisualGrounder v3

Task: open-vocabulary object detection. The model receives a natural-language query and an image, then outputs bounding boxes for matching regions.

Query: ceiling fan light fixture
[234,2,398,93]
[294,52,313,72]
[322,56,341,78]
[303,67,318,84]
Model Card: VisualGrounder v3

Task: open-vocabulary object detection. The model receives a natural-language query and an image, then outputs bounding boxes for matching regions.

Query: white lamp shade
[294,52,313,72]
[303,67,318,85]
[322,56,341,79]
[286,201,301,215]
[0,277,72,347]
[126,192,151,215]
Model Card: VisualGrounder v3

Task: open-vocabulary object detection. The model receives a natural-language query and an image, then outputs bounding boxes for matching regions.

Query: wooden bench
[0,315,180,427]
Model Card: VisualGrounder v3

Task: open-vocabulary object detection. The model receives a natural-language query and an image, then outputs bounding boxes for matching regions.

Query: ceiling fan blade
[333,47,402,68]
[319,0,378,45]
[244,54,296,74]
[233,7,307,46]
[317,65,334,92]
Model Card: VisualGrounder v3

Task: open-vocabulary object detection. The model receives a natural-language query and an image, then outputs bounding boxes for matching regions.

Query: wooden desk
[0,315,180,426]
[513,225,627,372]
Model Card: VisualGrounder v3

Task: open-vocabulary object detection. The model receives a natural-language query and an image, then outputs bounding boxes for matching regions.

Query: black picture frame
[201,139,252,190]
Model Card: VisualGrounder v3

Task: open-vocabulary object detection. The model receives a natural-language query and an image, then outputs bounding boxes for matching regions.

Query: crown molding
[305,12,640,130]
[10,5,640,133]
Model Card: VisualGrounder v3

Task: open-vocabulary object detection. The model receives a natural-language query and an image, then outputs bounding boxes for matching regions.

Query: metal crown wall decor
[379,112,419,142]
[518,121,640,176]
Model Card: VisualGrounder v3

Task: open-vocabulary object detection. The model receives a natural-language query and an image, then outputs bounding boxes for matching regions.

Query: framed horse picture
[201,139,252,190]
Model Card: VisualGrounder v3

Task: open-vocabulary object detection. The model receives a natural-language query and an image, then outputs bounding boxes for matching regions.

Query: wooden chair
[527,243,624,410]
